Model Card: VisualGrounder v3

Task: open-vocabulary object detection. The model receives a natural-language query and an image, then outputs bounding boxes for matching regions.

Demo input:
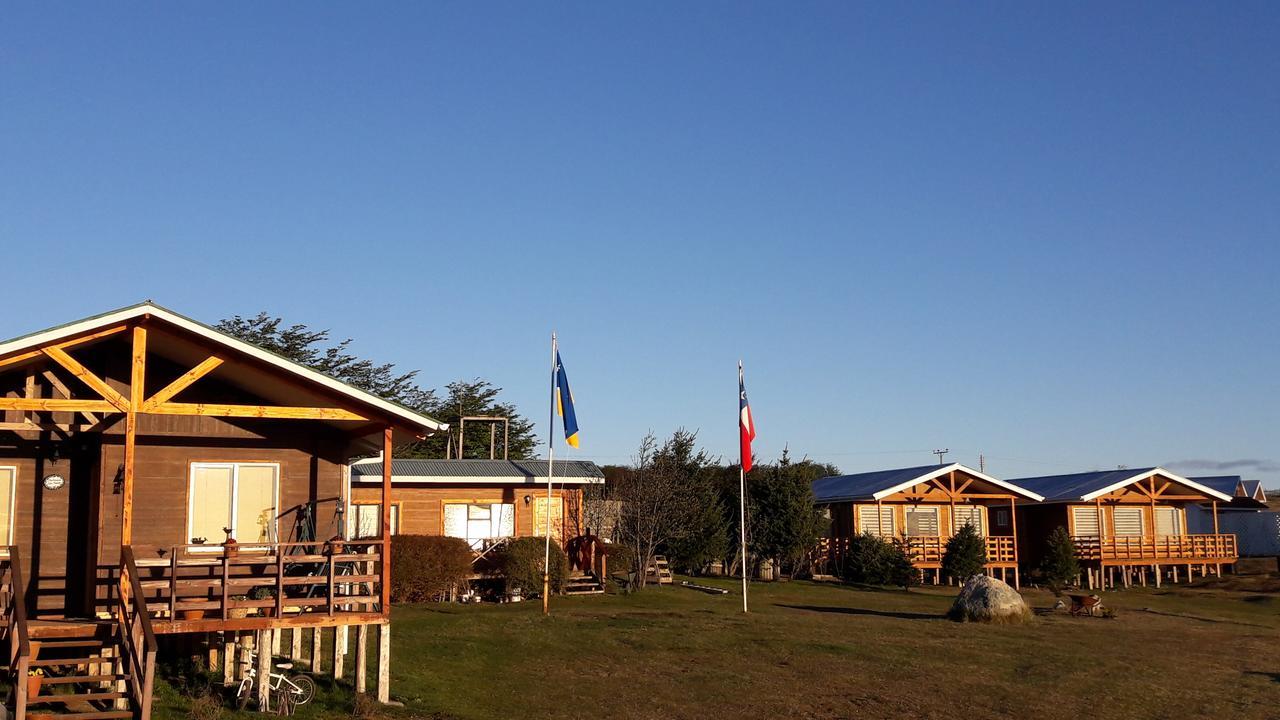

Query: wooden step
[31,639,112,649]
[25,712,132,720]
[41,674,127,685]
[30,657,110,668]
[29,691,127,704]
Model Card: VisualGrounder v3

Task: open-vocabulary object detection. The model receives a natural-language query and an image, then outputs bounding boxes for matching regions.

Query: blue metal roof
[811,464,945,503]
[1007,468,1160,503]
[1188,475,1243,496]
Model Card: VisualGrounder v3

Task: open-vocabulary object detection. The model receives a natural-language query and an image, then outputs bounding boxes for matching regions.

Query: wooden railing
[118,546,157,719]
[817,535,1018,569]
[129,540,384,623]
[1071,534,1238,561]
[1,548,32,720]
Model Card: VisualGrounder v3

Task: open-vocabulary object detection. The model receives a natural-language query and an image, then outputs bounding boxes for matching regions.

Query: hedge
[390,535,475,602]
[496,537,569,595]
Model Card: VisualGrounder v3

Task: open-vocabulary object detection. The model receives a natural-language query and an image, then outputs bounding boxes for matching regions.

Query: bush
[390,535,475,602]
[839,533,919,589]
[602,542,634,574]
[496,536,569,595]
[1039,526,1080,595]
[941,523,987,583]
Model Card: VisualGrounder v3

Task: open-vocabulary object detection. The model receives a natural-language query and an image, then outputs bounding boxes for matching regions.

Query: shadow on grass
[1244,671,1280,684]
[775,603,941,621]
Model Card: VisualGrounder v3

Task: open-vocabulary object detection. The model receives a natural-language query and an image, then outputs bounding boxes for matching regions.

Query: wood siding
[349,484,586,546]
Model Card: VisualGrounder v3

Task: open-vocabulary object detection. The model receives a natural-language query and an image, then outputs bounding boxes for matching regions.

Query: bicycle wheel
[273,687,295,716]
[289,673,316,705]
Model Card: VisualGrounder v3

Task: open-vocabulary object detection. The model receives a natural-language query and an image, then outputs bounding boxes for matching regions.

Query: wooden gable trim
[41,345,130,411]
[142,355,225,409]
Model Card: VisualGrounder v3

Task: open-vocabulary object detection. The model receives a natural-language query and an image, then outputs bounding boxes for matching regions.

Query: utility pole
[979,454,986,473]
[933,448,949,465]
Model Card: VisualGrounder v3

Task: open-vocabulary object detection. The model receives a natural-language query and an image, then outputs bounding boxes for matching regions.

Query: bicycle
[235,649,316,715]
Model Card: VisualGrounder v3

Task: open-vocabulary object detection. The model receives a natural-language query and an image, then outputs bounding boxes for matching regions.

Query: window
[188,463,279,547]
[1072,506,1101,536]
[857,505,895,537]
[905,506,940,537]
[994,509,1009,527]
[953,506,985,536]
[348,504,400,539]
[0,467,14,550]
[444,503,515,549]
[1113,507,1143,536]
[1154,507,1182,536]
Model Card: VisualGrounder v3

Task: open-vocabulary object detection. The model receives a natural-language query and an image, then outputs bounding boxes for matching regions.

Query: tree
[941,522,987,583]
[612,430,718,589]
[743,450,833,577]
[837,533,918,590]
[216,313,536,458]
[1039,526,1080,595]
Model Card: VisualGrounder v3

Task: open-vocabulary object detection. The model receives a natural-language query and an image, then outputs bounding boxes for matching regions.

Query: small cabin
[347,458,608,589]
[812,463,1045,588]
[0,302,446,718]
[1011,467,1237,589]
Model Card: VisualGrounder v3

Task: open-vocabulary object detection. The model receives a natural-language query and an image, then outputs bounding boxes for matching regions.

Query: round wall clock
[43,474,66,491]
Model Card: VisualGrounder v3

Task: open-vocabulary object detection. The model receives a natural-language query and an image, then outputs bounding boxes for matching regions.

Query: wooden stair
[564,573,605,596]
[645,555,674,585]
[14,621,137,720]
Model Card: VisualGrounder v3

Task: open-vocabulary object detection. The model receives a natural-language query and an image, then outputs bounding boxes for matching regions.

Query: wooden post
[1154,564,1161,588]
[223,634,237,682]
[207,636,219,674]
[382,428,393,614]
[1212,500,1219,534]
[333,625,346,681]
[121,324,146,546]
[355,624,369,694]
[311,627,322,672]
[256,630,272,710]
[291,628,302,660]
[376,623,391,703]
[272,626,282,656]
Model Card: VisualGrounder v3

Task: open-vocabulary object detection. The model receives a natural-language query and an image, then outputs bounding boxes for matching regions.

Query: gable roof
[349,458,605,485]
[1190,475,1268,506]
[0,301,446,434]
[1009,467,1233,503]
[811,463,1044,503]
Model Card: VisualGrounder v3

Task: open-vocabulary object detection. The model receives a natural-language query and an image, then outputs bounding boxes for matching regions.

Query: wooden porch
[818,533,1022,587]
[1071,533,1238,563]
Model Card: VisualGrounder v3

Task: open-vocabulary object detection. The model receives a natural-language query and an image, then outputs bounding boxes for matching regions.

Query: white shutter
[1113,507,1143,536]
[857,505,896,536]
[1155,507,1181,536]
[953,506,984,536]
[1072,506,1100,536]
[905,507,939,537]
[443,504,467,539]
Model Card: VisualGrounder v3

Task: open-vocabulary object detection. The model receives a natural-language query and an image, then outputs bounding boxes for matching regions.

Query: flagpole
[739,360,749,614]
[543,332,557,615]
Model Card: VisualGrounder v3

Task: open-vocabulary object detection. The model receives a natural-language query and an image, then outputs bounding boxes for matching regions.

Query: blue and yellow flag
[554,350,580,448]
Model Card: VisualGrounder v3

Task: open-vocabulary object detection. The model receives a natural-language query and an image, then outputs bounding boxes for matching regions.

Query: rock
[948,575,1031,623]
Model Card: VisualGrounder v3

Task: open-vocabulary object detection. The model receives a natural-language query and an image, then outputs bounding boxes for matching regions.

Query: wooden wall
[348,484,586,546]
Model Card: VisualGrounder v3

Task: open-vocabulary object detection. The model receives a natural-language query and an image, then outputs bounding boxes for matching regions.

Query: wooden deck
[820,534,1019,569]
[1070,534,1237,563]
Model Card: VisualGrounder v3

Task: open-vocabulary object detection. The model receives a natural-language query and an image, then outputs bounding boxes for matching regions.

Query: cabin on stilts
[347,458,608,595]
[811,463,1045,588]
[1010,467,1237,590]
[0,302,447,719]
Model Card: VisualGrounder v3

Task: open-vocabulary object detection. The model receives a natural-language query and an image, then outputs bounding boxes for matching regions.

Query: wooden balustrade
[119,546,158,719]
[1,548,32,720]
[817,534,1017,569]
[1070,533,1237,561]
[127,540,385,624]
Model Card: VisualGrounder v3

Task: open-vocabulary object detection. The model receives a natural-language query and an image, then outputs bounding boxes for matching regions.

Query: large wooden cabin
[0,302,446,719]
[347,458,608,591]
[812,463,1045,588]
[1011,467,1237,589]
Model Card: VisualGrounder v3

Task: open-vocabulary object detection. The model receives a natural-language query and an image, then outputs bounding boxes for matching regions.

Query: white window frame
[444,502,516,549]
[348,503,400,540]
[0,466,16,554]
[1112,506,1143,536]
[905,506,940,537]
[857,505,896,537]
[1154,506,1183,536]
[187,462,280,552]
[953,505,985,536]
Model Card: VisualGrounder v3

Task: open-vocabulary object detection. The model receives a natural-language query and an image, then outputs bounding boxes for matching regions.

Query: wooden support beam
[0,324,129,371]
[311,627,322,672]
[256,630,272,709]
[146,402,367,421]
[41,346,130,411]
[223,635,237,681]
[142,355,224,409]
[381,428,393,615]
[121,325,145,547]
[376,624,391,704]
[0,421,95,433]
[41,369,99,424]
[0,398,116,413]
[291,627,303,661]
[355,624,369,694]
[333,625,346,681]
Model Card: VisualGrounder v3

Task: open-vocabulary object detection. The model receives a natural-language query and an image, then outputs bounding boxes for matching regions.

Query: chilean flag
[739,361,756,473]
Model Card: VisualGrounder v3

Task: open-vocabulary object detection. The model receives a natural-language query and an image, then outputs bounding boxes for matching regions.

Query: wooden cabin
[1011,467,1237,589]
[812,463,1045,588]
[347,458,607,591]
[0,302,447,719]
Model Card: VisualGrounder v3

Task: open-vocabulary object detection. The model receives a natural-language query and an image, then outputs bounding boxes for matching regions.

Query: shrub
[838,533,919,589]
[390,535,475,602]
[497,537,569,595]
[941,523,987,583]
[1039,526,1080,595]
[602,542,634,574]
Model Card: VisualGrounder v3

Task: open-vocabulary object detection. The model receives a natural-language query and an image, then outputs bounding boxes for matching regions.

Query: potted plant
[252,586,277,617]
[228,595,251,619]
[179,606,206,621]
[221,527,239,559]
[27,668,43,699]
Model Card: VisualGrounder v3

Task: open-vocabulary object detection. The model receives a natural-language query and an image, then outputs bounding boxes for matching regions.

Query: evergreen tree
[744,450,833,577]
[1039,526,1080,595]
[941,522,987,583]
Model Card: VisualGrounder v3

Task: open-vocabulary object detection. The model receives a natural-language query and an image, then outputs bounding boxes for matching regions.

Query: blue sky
[2,3,1277,485]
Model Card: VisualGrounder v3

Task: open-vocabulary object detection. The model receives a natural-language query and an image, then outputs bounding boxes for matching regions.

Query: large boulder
[948,575,1031,623]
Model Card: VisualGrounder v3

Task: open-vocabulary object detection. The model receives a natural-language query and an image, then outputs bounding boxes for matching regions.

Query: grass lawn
[153,573,1280,720]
